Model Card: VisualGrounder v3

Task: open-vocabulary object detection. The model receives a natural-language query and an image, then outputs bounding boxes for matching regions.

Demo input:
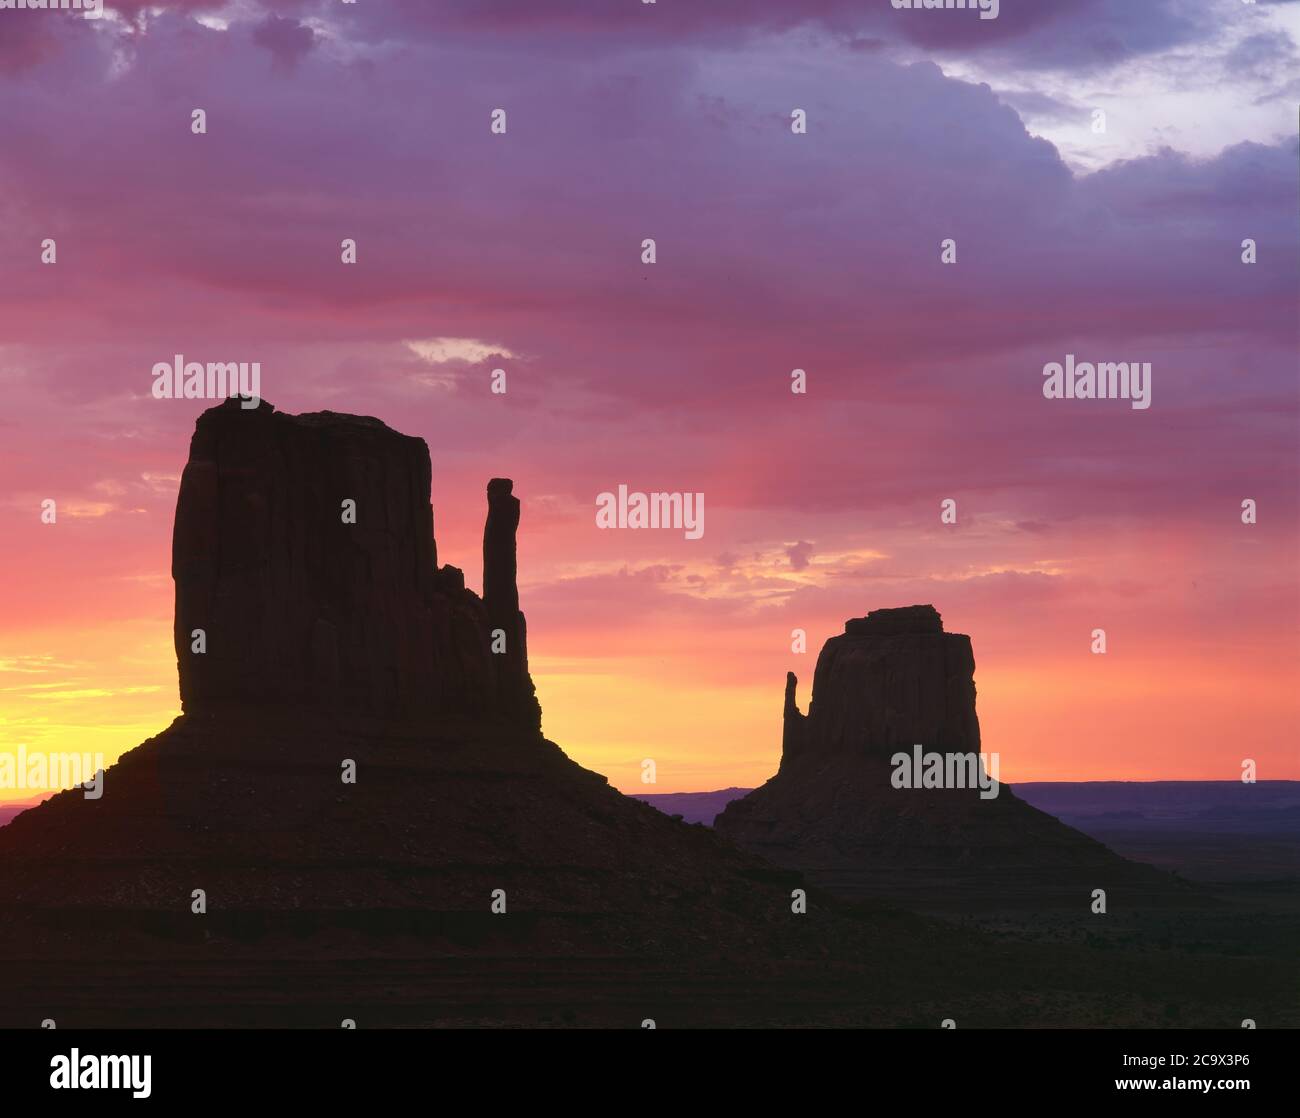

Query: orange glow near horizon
[4,601,1295,805]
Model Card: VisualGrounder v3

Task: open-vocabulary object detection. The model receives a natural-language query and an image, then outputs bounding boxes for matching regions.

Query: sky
[0,0,1297,802]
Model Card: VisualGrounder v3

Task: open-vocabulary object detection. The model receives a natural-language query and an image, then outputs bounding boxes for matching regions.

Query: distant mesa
[716,605,1188,908]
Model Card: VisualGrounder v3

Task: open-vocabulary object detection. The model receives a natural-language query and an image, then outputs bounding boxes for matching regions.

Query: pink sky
[1,1,1297,798]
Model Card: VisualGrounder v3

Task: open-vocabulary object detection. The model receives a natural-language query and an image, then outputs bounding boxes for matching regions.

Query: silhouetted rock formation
[802,605,979,759]
[717,607,1187,909]
[483,478,540,728]
[845,603,943,636]
[0,402,945,1026]
[0,413,1245,1028]
[172,399,536,727]
[780,672,806,770]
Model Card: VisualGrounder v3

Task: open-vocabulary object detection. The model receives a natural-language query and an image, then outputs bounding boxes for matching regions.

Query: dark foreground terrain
[0,713,1293,1028]
[0,712,1294,1028]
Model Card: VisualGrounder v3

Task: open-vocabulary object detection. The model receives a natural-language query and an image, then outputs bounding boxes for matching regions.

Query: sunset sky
[1,0,1297,802]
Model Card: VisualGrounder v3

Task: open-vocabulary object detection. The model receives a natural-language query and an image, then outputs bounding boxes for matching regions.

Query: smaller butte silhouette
[715,605,1187,909]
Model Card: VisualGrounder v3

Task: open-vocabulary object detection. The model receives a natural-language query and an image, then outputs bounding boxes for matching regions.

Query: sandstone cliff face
[718,606,1185,908]
[793,604,980,762]
[171,399,538,728]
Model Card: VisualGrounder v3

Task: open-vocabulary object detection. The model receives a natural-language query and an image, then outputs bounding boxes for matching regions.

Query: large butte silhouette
[0,401,1255,1027]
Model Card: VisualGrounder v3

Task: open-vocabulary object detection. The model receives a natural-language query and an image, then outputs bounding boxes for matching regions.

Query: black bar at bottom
[0,1027,1287,1104]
